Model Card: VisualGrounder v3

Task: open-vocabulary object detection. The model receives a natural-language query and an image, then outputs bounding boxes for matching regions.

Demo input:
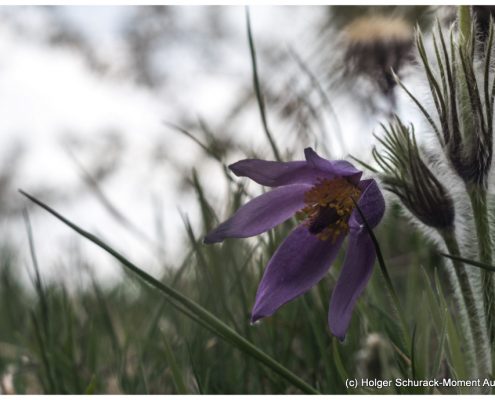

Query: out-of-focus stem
[442,229,492,381]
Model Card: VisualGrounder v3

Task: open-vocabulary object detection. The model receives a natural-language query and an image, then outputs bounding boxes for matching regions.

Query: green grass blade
[441,252,495,272]
[162,334,188,394]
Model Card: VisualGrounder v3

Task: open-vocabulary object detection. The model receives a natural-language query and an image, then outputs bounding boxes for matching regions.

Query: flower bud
[406,21,494,189]
[373,117,455,230]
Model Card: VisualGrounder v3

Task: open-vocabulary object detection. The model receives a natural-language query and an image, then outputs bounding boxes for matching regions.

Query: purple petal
[349,179,385,230]
[304,147,362,183]
[328,230,376,340]
[251,225,345,322]
[229,159,320,186]
[230,148,363,187]
[204,184,311,244]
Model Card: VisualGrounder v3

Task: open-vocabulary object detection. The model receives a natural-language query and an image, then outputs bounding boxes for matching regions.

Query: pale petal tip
[329,323,346,342]
[250,302,268,324]
[250,313,262,324]
[228,160,243,175]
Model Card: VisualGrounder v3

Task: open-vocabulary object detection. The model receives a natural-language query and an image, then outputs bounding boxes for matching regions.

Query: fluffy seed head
[342,15,414,99]
[356,333,396,382]
[409,20,494,188]
[344,16,413,44]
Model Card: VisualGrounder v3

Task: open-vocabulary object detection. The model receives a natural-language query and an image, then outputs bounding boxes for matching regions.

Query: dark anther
[308,206,341,235]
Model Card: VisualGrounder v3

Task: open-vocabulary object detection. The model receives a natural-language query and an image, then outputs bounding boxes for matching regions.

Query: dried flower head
[342,15,414,102]
[373,117,455,230]
[356,333,396,383]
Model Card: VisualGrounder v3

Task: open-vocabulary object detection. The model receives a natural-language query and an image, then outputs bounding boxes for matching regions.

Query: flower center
[296,178,362,241]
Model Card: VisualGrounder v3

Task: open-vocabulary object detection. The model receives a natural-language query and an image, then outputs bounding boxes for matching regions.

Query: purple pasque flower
[204,148,385,339]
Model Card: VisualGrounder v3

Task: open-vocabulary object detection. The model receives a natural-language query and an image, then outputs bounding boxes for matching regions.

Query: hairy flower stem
[442,229,492,380]
[468,186,495,343]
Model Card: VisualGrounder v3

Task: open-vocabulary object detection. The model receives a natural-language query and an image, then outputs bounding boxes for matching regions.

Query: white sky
[0,6,400,287]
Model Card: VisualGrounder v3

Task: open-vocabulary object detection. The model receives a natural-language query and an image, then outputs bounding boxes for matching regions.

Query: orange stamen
[296,178,362,241]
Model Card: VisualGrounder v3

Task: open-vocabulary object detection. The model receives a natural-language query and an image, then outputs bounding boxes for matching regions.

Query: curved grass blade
[441,252,495,272]
[19,190,319,395]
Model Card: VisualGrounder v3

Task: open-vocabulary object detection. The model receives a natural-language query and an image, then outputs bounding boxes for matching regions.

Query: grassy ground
[0,190,467,394]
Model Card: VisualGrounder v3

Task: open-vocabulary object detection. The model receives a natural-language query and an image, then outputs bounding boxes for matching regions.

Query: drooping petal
[229,159,319,186]
[328,230,376,340]
[349,178,385,230]
[304,147,362,183]
[251,225,345,322]
[204,184,310,243]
